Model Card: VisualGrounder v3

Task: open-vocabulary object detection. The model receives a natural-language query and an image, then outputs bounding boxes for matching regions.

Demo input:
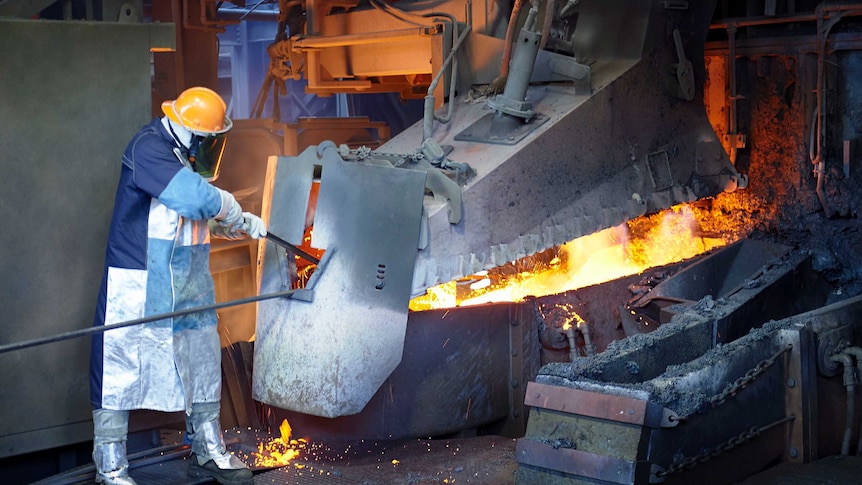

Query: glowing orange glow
[251,419,303,467]
[410,203,742,311]
[551,303,584,332]
[280,419,292,440]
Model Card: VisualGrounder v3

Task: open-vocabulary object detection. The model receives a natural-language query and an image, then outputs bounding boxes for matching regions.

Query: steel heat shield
[253,144,427,417]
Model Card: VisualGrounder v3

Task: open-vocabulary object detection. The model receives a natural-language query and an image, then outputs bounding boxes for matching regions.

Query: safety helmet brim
[162,100,232,136]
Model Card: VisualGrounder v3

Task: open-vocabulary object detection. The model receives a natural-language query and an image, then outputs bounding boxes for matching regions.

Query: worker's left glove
[239,213,267,239]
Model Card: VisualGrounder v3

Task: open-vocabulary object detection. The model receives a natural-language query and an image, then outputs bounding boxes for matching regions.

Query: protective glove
[208,220,244,240]
[239,212,267,239]
[208,213,267,240]
[214,188,243,228]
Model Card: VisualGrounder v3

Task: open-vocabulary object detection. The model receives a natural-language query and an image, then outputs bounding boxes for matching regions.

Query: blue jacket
[90,118,225,412]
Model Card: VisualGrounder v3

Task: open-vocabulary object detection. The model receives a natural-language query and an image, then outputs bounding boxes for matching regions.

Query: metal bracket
[646,150,674,190]
[455,111,550,146]
[670,29,695,101]
[723,133,747,150]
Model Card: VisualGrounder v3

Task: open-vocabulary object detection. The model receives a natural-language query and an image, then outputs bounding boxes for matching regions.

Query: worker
[88,87,265,485]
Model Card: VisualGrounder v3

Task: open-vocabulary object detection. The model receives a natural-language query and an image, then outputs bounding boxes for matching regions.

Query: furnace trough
[513,239,862,485]
[255,239,830,449]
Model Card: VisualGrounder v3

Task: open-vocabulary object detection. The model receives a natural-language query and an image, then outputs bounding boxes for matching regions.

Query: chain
[670,344,792,425]
[709,344,792,407]
[652,344,794,481]
[652,415,796,482]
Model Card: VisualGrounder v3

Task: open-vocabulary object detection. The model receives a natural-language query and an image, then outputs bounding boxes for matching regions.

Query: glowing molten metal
[410,202,742,311]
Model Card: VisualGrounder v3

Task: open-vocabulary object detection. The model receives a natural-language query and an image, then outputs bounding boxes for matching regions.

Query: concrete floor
[33,434,518,485]
[30,430,862,485]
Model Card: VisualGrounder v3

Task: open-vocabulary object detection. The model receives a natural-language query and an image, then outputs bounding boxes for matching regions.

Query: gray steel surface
[0,19,173,458]
[644,239,792,304]
[646,239,830,344]
[264,302,528,441]
[379,0,741,296]
[253,145,427,417]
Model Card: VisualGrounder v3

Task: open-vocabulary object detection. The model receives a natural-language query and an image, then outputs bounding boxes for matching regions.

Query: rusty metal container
[515,240,839,484]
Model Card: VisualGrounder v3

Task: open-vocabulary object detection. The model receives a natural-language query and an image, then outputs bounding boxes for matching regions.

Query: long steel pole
[0,288,299,355]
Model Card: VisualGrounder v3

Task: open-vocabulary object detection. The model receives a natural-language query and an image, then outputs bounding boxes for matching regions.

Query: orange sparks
[251,419,302,467]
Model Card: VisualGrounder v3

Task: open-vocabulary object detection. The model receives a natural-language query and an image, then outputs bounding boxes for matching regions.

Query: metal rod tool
[0,288,299,355]
[266,232,321,264]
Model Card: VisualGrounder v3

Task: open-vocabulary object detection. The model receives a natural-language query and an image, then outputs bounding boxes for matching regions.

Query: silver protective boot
[92,409,137,485]
[186,402,253,485]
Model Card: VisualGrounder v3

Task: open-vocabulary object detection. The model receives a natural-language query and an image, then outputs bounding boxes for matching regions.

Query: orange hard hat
[161,87,232,135]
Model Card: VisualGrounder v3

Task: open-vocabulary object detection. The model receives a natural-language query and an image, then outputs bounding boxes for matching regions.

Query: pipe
[566,326,578,361]
[539,0,555,51]
[423,21,473,141]
[813,3,834,218]
[218,7,280,22]
[433,16,460,125]
[501,0,541,105]
[809,2,862,218]
[843,347,862,455]
[727,23,739,165]
[710,7,862,30]
[830,352,855,456]
[809,105,831,217]
[498,0,528,80]
[581,321,596,357]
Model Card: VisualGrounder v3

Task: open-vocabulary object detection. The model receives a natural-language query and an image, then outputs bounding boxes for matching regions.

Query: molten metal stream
[410,202,743,311]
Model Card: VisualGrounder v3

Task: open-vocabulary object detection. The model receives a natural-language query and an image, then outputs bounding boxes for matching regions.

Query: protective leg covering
[92,409,137,485]
[186,402,253,485]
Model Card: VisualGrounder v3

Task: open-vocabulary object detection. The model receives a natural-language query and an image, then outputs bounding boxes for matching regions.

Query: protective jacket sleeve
[124,127,223,221]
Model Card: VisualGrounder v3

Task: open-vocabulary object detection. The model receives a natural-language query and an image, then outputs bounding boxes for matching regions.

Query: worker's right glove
[239,213,267,239]
[214,188,244,228]
[209,213,267,241]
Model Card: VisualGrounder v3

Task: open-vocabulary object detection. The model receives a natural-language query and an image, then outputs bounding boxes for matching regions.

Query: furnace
[8,0,862,484]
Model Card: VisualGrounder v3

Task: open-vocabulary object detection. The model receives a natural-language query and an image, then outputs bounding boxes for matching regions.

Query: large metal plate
[265,302,521,441]
[253,145,427,417]
[0,19,173,458]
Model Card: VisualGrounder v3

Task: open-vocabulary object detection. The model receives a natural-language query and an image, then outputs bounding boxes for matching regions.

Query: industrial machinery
[242,0,747,421]
[5,0,862,484]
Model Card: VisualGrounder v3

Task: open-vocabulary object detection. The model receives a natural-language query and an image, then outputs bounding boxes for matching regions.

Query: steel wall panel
[0,19,173,457]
